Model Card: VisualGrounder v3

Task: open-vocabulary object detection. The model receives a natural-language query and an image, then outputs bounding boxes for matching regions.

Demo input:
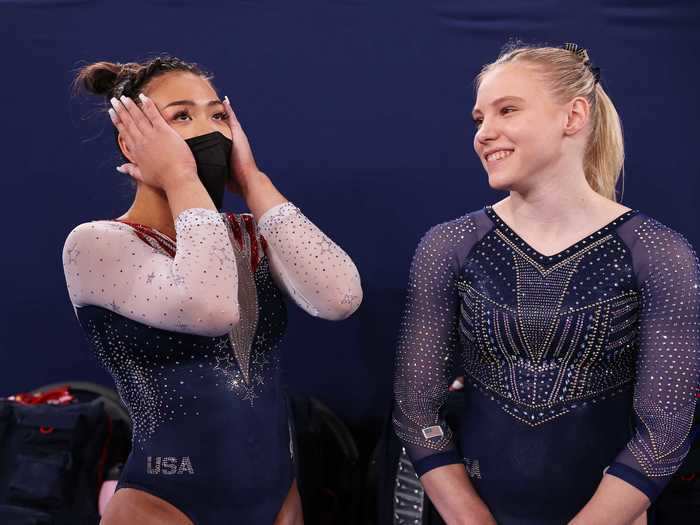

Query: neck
[116,183,177,241]
[493,157,613,234]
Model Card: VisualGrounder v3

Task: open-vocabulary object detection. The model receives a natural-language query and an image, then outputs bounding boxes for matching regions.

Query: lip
[483,148,515,163]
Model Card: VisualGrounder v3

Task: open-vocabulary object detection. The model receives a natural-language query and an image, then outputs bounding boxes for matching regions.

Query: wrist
[461,504,496,525]
[239,170,271,198]
[161,168,199,193]
[440,498,494,525]
[162,174,204,200]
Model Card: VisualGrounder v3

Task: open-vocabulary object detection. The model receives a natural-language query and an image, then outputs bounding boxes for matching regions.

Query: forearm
[241,171,288,220]
[420,464,496,525]
[163,173,219,220]
[163,178,240,332]
[257,201,362,319]
[569,474,649,525]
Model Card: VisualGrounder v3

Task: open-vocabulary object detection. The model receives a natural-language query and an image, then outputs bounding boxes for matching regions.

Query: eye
[212,112,229,121]
[472,117,483,129]
[500,106,517,115]
[173,110,191,122]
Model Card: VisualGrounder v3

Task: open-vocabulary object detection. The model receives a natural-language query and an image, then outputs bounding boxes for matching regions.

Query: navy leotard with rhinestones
[76,260,291,523]
[63,204,362,523]
[393,207,700,524]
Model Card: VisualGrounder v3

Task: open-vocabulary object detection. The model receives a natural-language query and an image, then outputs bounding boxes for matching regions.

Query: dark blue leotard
[393,207,700,524]
[63,205,362,523]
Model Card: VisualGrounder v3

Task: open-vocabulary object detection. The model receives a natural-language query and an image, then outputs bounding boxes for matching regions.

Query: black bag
[289,395,362,525]
[0,383,131,525]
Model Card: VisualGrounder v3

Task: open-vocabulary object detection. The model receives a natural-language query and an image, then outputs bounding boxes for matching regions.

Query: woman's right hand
[108,94,197,191]
[421,464,497,525]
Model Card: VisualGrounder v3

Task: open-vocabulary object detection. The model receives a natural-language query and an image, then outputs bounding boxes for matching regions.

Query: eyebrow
[472,96,525,117]
[162,99,223,109]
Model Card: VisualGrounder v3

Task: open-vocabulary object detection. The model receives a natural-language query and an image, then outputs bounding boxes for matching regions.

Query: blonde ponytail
[584,85,624,200]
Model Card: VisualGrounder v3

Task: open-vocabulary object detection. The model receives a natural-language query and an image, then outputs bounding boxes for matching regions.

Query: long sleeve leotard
[63,202,362,524]
[393,207,700,524]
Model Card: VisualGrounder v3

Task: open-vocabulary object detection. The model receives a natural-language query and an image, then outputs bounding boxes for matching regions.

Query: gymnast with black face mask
[63,56,363,525]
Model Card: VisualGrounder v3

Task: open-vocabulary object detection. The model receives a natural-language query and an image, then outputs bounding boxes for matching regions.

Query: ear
[563,96,590,136]
[117,133,136,163]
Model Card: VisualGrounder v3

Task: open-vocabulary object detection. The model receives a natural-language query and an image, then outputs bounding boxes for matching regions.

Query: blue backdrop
[1,1,698,446]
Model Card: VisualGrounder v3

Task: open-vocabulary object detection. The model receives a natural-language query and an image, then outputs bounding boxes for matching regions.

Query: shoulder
[626,213,696,256]
[63,220,137,254]
[414,209,487,261]
[62,221,143,296]
[420,209,486,246]
[620,212,699,283]
[62,220,152,273]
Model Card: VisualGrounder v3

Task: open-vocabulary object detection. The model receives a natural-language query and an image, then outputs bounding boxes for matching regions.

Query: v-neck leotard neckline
[484,205,639,263]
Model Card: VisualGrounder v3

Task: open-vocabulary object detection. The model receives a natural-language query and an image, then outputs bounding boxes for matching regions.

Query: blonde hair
[476,43,624,201]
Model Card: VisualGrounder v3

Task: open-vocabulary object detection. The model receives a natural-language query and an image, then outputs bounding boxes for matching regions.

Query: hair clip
[563,42,589,61]
[563,42,600,84]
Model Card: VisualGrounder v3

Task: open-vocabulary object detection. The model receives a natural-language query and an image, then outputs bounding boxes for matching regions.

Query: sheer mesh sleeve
[392,218,477,477]
[257,202,362,320]
[62,208,239,337]
[608,218,700,501]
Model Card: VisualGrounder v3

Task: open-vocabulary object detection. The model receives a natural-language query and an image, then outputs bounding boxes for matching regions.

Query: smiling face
[142,71,232,141]
[472,62,575,193]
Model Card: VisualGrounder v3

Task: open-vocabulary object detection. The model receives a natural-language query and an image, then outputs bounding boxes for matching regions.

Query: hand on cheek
[223,96,262,194]
[108,94,196,190]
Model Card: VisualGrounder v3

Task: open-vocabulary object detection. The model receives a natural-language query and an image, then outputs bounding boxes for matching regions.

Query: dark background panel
[0,0,698,448]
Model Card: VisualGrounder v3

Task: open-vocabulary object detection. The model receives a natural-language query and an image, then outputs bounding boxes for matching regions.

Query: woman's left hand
[223,96,263,195]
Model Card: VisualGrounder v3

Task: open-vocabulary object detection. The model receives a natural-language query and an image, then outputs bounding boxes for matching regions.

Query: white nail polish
[110,97,119,107]
[108,108,116,119]
[116,166,125,173]
[139,93,148,103]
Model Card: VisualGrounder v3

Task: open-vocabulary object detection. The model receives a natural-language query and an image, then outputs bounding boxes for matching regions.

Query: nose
[475,119,498,145]
[191,120,220,138]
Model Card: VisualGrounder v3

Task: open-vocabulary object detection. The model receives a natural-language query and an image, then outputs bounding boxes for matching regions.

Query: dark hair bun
[74,56,208,101]
[74,61,123,96]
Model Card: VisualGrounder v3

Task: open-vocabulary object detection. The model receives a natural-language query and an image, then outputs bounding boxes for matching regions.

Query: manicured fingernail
[223,96,229,105]
[120,95,129,104]
[110,97,119,108]
[138,93,148,103]
[108,108,116,120]
[115,166,126,173]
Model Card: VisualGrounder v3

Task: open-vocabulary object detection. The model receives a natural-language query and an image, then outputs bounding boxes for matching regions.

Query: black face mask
[184,131,232,210]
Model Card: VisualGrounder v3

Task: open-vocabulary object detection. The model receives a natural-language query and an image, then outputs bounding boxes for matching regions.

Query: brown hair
[476,43,624,201]
[74,55,210,101]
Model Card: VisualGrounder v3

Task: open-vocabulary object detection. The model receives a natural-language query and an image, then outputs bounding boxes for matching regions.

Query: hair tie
[563,42,601,84]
